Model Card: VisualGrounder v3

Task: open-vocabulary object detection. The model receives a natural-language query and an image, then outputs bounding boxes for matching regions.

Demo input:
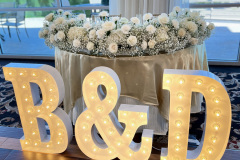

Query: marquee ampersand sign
[161,69,232,160]
[75,67,154,160]
[3,63,73,153]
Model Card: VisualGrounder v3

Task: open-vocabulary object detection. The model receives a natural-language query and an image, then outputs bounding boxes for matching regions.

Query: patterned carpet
[0,63,239,150]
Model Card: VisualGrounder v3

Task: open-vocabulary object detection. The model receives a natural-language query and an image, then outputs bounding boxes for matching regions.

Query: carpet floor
[0,60,239,150]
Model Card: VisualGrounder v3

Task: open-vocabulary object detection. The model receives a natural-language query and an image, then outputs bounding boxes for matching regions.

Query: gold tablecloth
[55,43,208,120]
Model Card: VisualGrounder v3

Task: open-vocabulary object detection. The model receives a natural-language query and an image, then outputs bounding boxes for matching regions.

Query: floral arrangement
[39,7,215,57]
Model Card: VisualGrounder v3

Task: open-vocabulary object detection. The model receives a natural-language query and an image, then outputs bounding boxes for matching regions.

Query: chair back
[0,2,15,8]
[16,4,26,23]
[61,0,70,6]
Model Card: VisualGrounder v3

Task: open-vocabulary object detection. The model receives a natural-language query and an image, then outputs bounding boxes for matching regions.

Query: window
[0,0,109,59]
[190,0,240,62]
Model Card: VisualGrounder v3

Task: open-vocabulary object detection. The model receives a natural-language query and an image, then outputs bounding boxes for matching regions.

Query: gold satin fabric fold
[55,44,208,120]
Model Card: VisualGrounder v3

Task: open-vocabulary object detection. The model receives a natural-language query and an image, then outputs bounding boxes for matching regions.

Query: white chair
[0,2,15,34]
[3,4,29,42]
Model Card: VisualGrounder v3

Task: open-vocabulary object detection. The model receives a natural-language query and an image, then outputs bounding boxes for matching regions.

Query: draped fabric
[109,0,189,19]
[55,44,207,135]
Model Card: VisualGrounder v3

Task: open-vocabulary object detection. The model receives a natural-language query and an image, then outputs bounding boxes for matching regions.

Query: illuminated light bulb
[196,80,203,85]
[175,121,182,127]
[123,112,127,116]
[25,98,28,102]
[37,109,40,112]
[57,141,60,144]
[34,143,38,146]
[177,107,183,113]
[131,123,135,127]
[214,98,220,104]
[97,106,103,112]
[142,150,146,154]
[49,88,53,92]
[49,114,52,117]
[166,79,171,84]
[162,158,167,160]
[146,138,149,142]
[44,79,47,82]
[58,132,62,136]
[47,144,50,148]
[50,99,53,102]
[208,148,213,154]
[27,110,31,113]
[100,75,105,79]
[109,129,114,135]
[209,87,215,92]
[179,79,184,84]
[108,99,113,103]
[46,105,50,109]
[32,73,36,76]
[176,134,180,140]
[129,152,133,157]
[103,118,108,124]
[57,123,60,126]
[140,113,144,118]
[177,93,184,99]
[30,121,33,124]
[25,141,28,145]
[117,142,121,146]
[86,114,91,119]
[82,125,87,130]
[175,145,180,152]
[110,85,115,90]
[126,132,131,137]
[9,72,12,75]
[91,95,95,100]
[93,148,97,152]
[214,110,221,117]
[32,132,36,135]
[22,85,26,89]
[202,157,207,160]
[108,149,113,154]
[211,137,217,143]
[214,124,220,130]
[19,73,23,76]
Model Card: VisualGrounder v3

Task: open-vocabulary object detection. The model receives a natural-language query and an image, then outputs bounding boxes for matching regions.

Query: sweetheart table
[55,43,208,135]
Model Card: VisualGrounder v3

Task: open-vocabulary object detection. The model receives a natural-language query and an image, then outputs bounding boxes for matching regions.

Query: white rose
[57,31,65,41]
[119,17,129,24]
[68,27,86,40]
[172,19,179,29]
[89,29,96,39]
[108,43,118,54]
[87,42,94,51]
[111,17,120,23]
[99,11,109,17]
[96,29,106,39]
[146,25,156,34]
[78,14,86,20]
[186,21,198,33]
[207,23,215,30]
[45,13,54,22]
[141,41,147,50]
[131,17,140,24]
[54,17,65,25]
[50,24,56,31]
[38,31,44,38]
[143,13,153,21]
[43,29,49,35]
[190,11,200,18]
[57,9,63,14]
[156,29,169,42]
[68,18,76,23]
[178,28,186,37]
[73,39,81,48]
[148,40,157,48]
[169,11,177,18]
[121,24,131,34]
[173,6,181,12]
[64,11,71,17]
[158,13,169,24]
[127,36,137,46]
[83,22,92,30]
[190,38,198,45]
[102,21,116,31]
[50,34,55,43]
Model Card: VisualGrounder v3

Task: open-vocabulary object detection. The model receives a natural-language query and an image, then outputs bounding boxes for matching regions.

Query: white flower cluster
[40,8,214,57]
